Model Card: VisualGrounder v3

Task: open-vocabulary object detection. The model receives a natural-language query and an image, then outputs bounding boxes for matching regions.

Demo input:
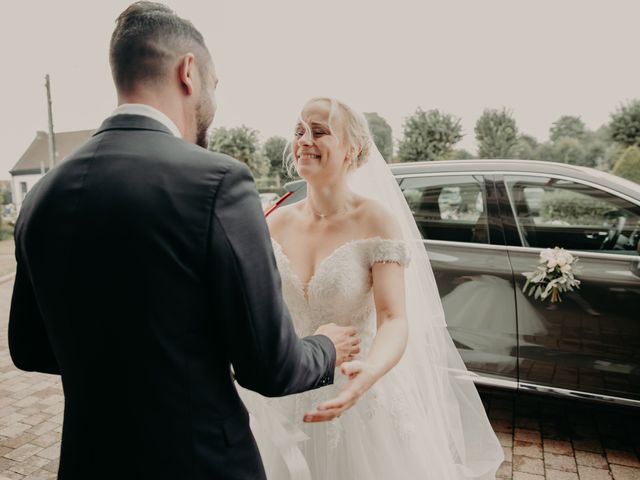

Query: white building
[10,130,94,210]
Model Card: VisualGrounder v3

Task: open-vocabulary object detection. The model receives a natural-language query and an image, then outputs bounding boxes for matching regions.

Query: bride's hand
[303,360,381,423]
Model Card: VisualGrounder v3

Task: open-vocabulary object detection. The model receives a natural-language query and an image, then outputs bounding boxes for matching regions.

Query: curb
[0,272,16,285]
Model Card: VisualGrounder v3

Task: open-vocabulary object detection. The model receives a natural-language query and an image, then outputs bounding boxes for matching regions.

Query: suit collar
[93,114,175,137]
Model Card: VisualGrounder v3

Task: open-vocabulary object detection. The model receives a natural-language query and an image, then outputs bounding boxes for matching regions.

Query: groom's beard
[196,123,209,149]
[195,99,213,149]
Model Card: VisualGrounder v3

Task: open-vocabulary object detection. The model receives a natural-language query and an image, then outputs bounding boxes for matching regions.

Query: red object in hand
[264,191,293,218]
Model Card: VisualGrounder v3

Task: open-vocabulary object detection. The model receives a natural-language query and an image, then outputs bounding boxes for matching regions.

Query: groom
[8,2,359,479]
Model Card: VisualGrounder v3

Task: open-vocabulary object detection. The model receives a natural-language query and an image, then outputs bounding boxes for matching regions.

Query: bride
[238,97,504,479]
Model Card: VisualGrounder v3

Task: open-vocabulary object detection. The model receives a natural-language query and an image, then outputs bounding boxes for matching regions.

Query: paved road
[0,275,639,479]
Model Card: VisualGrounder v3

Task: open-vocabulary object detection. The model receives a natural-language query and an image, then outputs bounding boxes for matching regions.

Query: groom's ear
[178,54,196,96]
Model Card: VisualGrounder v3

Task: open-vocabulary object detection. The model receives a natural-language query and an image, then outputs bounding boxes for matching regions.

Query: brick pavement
[482,389,640,480]
[1,272,639,479]
[0,278,60,480]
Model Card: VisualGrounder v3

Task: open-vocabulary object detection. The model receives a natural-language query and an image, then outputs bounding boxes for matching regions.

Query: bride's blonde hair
[285,97,373,177]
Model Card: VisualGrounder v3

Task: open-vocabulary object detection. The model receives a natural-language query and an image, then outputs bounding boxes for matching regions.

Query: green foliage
[584,139,607,169]
[610,99,640,147]
[540,190,612,226]
[510,134,539,159]
[597,144,624,171]
[549,116,586,142]
[445,149,475,160]
[612,146,640,184]
[364,112,393,162]
[0,215,13,241]
[397,108,463,162]
[551,137,591,167]
[534,137,597,168]
[208,126,268,178]
[533,142,556,162]
[0,181,12,205]
[475,108,518,159]
[262,136,291,186]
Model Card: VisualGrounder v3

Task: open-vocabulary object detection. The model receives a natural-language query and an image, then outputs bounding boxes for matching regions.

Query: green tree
[550,137,591,166]
[445,148,474,160]
[364,112,393,162]
[610,99,640,147]
[612,146,640,183]
[549,115,586,142]
[532,142,553,163]
[397,108,463,162]
[510,134,539,159]
[262,136,293,186]
[208,125,268,177]
[598,143,626,171]
[584,139,607,169]
[475,108,519,158]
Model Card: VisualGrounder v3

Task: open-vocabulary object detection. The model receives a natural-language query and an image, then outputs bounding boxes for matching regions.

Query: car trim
[519,382,640,408]
[473,376,640,408]
[423,239,639,262]
[424,239,510,252]
[472,375,519,391]
[506,245,640,263]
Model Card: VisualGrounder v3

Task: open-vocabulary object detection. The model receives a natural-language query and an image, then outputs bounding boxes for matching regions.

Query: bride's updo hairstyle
[286,97,373,177]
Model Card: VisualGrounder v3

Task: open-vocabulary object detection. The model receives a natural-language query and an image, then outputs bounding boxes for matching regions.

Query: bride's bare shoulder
[267,199,305,237]
[356,196,402,240]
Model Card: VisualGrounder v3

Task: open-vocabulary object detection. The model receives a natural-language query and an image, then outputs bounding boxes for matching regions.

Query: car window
[400,175,489,244]
[505,175,640,255]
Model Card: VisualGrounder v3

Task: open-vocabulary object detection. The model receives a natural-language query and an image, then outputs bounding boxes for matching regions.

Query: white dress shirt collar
[112,103,182,138]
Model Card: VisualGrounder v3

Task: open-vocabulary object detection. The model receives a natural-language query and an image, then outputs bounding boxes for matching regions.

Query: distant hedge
[612,146,640,184]
[540,190,612,226]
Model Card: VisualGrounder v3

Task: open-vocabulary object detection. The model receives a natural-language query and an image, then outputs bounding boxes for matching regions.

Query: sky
[1,0,639,179]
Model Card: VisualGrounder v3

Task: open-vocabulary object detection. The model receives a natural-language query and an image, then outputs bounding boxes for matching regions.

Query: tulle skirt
[238,355,503,480]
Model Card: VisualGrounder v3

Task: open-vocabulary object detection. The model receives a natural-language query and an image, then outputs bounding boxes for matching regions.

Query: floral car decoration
[522,247,581,303]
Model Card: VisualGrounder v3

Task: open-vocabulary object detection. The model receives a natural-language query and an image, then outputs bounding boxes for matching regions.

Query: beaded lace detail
[269,237,412,446]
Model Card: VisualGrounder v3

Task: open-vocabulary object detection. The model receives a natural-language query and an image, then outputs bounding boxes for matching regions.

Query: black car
[273,159,640,407]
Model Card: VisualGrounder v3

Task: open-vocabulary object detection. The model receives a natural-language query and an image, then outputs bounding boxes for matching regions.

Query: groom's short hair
[110,1,212,94]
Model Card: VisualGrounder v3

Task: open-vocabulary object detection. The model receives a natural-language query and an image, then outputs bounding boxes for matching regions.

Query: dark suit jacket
[8,114,335,480]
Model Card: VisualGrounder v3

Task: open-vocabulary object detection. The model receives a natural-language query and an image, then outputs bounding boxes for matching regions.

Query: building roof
[10,129,95,175]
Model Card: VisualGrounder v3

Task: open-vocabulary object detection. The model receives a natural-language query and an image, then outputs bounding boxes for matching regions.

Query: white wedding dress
[238,236,503,479]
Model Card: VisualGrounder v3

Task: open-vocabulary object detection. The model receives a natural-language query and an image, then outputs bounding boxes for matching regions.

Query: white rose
[557,257,567,267]
[560,264,571,274]
[540,249,554,262]
[547,259,557,269]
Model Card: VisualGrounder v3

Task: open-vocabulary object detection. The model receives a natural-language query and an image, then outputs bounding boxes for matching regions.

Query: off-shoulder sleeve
[369,238,411,267]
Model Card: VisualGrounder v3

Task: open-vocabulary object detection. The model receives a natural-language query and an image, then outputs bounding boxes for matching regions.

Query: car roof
[285,159,639,200]
[389,159,640,198]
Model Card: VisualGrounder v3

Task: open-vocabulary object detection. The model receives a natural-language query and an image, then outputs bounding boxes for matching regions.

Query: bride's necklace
[307,201,349,219]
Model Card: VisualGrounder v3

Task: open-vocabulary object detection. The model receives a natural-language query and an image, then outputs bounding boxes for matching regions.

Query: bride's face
[293,101,351,183]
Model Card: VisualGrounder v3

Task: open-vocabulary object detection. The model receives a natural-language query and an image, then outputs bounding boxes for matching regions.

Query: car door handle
[585,231,607,239]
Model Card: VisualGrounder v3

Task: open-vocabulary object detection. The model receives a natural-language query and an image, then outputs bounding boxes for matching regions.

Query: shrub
[612,146,640,184]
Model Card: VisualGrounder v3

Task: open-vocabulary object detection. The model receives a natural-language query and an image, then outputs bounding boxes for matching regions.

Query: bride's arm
[366,259,409,377]
[304,203,409,422]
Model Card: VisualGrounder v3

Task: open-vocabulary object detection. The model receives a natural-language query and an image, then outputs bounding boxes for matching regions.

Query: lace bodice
[272,237,410,352]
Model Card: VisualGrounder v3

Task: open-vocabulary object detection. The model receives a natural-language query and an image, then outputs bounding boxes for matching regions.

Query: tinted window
[401,175,489,244]
[505,175,640,255]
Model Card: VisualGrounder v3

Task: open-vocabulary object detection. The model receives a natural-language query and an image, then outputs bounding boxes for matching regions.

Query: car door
[498,173,640,404]
[398,173,518,387]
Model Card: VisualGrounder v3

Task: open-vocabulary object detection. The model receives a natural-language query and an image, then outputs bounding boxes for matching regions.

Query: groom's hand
[313,323,360,366]
[303,361,378,423]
